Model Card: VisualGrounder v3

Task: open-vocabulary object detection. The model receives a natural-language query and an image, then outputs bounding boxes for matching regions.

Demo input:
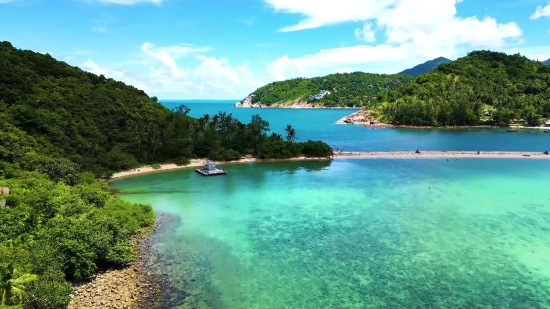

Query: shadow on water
[111,160,332,195]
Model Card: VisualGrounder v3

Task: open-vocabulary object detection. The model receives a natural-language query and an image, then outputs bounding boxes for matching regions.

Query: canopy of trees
[247,72,410,107]
[0,41,333,308]
[377,51,550,126]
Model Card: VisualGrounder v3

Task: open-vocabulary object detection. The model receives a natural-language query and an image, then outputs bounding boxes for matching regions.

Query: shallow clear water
[113,159,550,309]
[161,101,550,153]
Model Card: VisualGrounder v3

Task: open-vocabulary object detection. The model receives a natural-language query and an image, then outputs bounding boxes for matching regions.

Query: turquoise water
[113,159,550,309]
[161,101,550,152]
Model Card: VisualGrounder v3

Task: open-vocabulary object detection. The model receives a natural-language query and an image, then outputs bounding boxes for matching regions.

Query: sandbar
[110,151,550,179]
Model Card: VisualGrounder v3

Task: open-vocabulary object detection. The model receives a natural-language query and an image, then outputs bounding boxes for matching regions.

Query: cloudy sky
[1,0,549,99]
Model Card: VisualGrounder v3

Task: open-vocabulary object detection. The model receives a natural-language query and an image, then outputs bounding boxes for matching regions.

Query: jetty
[195,161,227,176]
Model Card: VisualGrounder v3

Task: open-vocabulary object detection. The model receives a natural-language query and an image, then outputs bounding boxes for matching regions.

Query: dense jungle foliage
[248,72,411,107]
[377,51,550,126]
[0,42,332,309]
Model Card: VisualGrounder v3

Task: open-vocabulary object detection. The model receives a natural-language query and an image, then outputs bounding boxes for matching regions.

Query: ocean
[111,101,550,308]
[163,100,550,153]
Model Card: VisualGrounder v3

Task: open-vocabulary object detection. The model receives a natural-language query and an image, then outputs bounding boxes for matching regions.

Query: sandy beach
[110,151,550,179]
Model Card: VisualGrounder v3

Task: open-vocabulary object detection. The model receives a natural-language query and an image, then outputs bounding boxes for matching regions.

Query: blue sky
[1,0,549,99]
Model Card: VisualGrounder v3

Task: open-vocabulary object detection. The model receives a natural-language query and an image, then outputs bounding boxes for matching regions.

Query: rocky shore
[335,109,383,125]
[234,94,356,109]
[68,212,180,309]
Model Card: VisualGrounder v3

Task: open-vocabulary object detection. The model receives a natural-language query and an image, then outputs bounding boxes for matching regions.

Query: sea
[111,100,550,309]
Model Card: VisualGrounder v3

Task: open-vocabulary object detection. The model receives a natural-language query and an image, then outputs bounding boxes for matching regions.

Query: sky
[1,0,550,100]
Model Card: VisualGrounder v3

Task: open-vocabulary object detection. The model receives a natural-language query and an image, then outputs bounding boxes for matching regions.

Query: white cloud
[91,27,106,32]
[265,0,522,80]
[354,23,375,42]
[80,43,265,99]
[265,0,395,31]
[503,46,550,61]
[96,0,162,4]
[530,3,550,19]
[82,59,109,76]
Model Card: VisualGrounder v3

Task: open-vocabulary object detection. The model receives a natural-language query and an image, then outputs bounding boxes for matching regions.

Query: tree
[1,263,37,306]
[172,104,191,115]
[284,124,297,142]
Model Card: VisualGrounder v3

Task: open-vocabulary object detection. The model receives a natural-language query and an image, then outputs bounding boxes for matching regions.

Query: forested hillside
[0,42,332,309]
[246,72,411,107]
[398,57,452,76]
[544,58,550,65]
[377,51,550,126]
[0,41,331,176]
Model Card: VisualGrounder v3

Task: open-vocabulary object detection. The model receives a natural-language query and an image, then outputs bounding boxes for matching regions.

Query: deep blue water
[162,100,550,152]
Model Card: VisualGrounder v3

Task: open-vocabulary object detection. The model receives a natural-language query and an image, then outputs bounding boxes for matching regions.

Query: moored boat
[195,161,227,176]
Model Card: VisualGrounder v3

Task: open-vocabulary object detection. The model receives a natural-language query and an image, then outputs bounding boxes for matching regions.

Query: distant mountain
[543,58,550,65]
[398,57,452,76]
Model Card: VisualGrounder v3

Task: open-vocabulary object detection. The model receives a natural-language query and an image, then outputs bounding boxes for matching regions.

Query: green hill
[0,41,331,176]
[378,50,550,126]
[544,58,550,65]
[398,57,452,76]
[243,72,411,107]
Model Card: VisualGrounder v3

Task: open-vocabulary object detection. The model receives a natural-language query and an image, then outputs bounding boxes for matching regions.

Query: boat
[545,128,550,133]
[195,161,227,176]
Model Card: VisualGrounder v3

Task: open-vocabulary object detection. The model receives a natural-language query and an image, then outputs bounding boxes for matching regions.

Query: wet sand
[110,151,550,179]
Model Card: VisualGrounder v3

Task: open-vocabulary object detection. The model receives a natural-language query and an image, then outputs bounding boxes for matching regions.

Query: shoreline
[234,106,358,109]
[67,213,170,309]
[364,124,550,130]
[111,151,550,179]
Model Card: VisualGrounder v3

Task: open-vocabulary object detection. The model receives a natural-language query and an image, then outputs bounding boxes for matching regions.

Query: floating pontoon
[195,161,227,176]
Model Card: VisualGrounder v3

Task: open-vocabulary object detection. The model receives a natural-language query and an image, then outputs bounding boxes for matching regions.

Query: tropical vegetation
[0,41,333,308]
[377,51,550,126]
[246,72,411,107]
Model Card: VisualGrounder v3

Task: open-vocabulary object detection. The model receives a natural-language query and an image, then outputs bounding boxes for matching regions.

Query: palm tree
[284,124,296,142]
[1,263,37,306]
